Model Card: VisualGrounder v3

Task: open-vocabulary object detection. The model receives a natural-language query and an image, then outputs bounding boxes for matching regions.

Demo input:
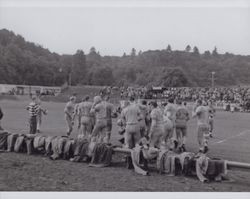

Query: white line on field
[212,130,250,145]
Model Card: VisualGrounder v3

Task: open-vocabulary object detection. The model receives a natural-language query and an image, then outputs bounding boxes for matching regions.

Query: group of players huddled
[62,92,216,154]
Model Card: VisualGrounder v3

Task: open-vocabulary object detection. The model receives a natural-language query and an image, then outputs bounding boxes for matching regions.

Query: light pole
[68,71,72,87]
[211,71,215,88]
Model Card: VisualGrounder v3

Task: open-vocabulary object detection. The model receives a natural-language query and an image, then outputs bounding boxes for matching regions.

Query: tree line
[1,29,250,87]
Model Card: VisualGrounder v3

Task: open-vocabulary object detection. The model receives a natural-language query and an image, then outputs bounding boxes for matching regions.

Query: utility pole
[69,72,72,87]
[211,71,215,88]
[69,59,73,87]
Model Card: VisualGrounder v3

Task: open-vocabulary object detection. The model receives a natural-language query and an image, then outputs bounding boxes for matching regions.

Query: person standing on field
[103,95,117,143]
[64,96,76,136]
[36,99,47,133]
[164,98,178,148]
[73,101,82,134]
[26,96,39,134]
[192,99,210,153]
[90,96,107,143]
[91,95,116,143]
[78,96,94,139]
[121,96,142,149]
[0,106,4,130]
[175,100,189,152]
[138,99,149,138]
[162,103,175,150]
[149,101,165,149]
[208,100,216,138]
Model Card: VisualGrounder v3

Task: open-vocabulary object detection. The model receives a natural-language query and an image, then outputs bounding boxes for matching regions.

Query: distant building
[0,84,61,96]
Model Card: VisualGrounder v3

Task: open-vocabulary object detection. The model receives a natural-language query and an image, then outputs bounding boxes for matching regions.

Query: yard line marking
[212,130,250,145]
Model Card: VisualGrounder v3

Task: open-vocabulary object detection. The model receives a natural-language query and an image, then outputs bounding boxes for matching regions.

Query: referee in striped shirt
[26,96,39,134]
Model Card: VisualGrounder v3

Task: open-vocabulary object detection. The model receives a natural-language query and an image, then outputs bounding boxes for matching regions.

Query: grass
[2,99,250,162]
[0,95,18,101]
[1,99,250,191]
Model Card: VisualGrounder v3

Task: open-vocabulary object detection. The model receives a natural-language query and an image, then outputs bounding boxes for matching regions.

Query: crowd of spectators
[116,86,250,112]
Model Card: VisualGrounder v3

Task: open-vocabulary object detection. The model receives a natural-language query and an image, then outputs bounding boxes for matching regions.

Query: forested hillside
[1,29,250,87]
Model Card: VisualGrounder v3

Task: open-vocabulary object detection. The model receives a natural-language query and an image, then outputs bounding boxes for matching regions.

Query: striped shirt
[27,102,39,117]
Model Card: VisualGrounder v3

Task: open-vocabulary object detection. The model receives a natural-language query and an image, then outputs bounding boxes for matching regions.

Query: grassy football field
[1,99,250,191]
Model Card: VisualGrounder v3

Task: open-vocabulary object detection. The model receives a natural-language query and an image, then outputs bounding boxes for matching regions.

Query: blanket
[89,143,113,167]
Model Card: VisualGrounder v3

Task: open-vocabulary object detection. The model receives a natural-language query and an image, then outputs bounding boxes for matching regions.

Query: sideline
[211,130,250,145]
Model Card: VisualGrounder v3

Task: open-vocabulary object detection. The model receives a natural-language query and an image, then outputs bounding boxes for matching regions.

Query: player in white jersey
[90,95,106,142]
[161,102,174,150]
[103,95,117,143]
[192,99,210,153]
[164,98,178,149]
[117,100,130,142]
[175,100,189,152]
[64,96,76,136]
[208,100,216,138]
[91,95,116,143]
[36,99,47,133]
[73,102,81,131]
[78,96,94,140]
[149,101,165,148]
[138,99,149,138]
[121,96,142,149]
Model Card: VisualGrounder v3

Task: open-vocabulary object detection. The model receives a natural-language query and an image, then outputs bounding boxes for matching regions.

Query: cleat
[174,140,178,149]
[66,132,71,137]
[203,146,209,153]
[125,156,134,169]
[182,145,186,152]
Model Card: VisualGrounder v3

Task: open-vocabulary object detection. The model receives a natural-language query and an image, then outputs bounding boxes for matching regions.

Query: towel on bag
[50,137,67,160]
[0,131,9,150]
[7,133,19,152]
[14,135,26,152]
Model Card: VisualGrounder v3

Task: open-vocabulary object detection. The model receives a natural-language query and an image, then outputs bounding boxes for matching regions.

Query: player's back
[176,106,189,127]
[104,101,114,120]
[64,101,74,115]
[138,104,148,120]
[164,103,177,121]
[94,102,106,119]
[79,101,93,116]
[151,107,164,126]
[196,106,209,125]
[122,103,140,124]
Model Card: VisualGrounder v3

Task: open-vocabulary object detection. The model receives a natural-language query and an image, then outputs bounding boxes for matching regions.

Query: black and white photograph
[0,0,250,194]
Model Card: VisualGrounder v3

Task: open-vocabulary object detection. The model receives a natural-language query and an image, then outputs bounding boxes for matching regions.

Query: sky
[0,0,250,56]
